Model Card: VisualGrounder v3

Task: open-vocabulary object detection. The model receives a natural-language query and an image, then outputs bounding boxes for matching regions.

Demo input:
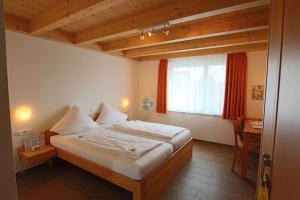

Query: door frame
[0,1,18,199]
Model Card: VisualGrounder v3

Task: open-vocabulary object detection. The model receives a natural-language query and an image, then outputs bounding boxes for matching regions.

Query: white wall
[136,50,267,145]
[246,51,267,118]
[6,31,138,171]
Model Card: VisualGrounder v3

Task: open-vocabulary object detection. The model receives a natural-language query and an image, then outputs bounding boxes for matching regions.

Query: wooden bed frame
[44,130,193,200]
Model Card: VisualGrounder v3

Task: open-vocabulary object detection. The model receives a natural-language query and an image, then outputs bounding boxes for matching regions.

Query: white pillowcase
[96,104,128,124]
[50,105,99,135]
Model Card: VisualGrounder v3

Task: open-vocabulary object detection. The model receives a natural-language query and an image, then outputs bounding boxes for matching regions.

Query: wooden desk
[241,120,262,179]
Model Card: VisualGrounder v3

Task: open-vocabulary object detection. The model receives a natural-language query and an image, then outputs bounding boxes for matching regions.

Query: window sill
[166,111,222,118]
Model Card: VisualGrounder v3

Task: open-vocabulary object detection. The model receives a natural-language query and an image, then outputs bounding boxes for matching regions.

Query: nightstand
[19,145,56,166]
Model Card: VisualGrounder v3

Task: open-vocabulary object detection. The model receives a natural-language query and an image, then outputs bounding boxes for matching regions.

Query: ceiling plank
[102,6,269,52]
[30,0,127,35]
[5,14,75,44]
[5,14,30,33]
[74,0,258,44]
[42,30,76,43]
[124,29,268,58]
[138,42,267,61]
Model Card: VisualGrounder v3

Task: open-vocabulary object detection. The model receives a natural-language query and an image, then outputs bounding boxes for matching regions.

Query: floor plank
[16,141,258,200]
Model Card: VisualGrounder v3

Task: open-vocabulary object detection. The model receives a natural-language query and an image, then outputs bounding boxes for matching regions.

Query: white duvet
[72,128,163,160]
[114,120,186,139]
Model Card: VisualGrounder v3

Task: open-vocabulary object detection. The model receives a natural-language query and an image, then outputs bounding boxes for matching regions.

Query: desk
[241,120,262,179]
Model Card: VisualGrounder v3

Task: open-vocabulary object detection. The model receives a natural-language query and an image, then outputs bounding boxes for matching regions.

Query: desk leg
[241,133,250,179]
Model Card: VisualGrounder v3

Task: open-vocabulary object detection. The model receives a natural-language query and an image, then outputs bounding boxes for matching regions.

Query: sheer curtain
[168,54,227,115]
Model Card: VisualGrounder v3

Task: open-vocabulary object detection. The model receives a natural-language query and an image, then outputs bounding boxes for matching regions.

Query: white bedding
[114,121,186,139]
[50,133,173,180]
[100,123,192,151]
[73,128,163,160]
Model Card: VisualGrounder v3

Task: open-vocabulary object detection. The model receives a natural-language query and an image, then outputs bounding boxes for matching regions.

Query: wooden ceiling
[4,0,269,60]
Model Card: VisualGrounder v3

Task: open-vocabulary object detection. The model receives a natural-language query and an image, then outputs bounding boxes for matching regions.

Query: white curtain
[167,54,227,115]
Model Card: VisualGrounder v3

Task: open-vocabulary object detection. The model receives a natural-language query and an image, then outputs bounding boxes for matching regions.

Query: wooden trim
[142,138,193,200]
[74,0,256,44]
[102,6,269,52]
[138,42,268,61]
[30,0,127,35]
[124,29,268,58]
[55,138,193,200]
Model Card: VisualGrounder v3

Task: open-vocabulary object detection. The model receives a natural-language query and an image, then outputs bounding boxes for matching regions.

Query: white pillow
[96,104,128,124]
[50,105,99,135]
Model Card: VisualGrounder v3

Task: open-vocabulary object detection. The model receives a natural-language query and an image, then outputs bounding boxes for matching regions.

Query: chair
[231,117,244,172]
[231,117,260,172]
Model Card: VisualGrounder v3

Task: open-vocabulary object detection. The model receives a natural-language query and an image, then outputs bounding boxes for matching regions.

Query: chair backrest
[232,117,244,147]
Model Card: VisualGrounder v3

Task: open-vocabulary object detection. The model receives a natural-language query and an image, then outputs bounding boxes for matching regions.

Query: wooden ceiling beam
[74,0,260,44]
[102,6,269,52]
[5,14,30,33]
[124,29,268,58]
[138,42,267,61]
[5,14,75,44]
[30,0,126,35]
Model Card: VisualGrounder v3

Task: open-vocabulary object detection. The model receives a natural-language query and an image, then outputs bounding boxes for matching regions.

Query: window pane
[167,54,226,115]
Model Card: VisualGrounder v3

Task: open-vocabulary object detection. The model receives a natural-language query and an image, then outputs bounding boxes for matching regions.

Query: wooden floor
[16,141,258,200]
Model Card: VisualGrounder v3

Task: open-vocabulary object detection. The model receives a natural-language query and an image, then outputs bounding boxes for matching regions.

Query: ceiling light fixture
[163,24,170,35]
[139,22,170,40]
[140,30,145,40]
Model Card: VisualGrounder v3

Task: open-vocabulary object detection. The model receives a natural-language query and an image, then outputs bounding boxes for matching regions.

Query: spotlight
[151,28,156,36]
[140,30,145,40]
[148,31,152,37]
[163,25,170,35]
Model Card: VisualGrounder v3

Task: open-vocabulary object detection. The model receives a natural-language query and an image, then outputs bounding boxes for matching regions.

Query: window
[167,54,227,115]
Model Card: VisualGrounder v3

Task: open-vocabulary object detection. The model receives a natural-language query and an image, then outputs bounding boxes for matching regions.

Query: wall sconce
[122,98,129,108]
[121,98,129,113]
[15,106,32,121]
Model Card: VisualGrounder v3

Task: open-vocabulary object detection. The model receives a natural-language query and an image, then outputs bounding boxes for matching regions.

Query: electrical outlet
[15,129,32,136]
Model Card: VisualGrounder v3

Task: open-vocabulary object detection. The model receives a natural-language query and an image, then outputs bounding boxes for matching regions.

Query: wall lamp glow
[122,98,130,108]
[15,106,32,121]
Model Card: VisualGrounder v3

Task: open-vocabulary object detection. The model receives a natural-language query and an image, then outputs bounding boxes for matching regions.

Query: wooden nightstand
[19,145,56,166]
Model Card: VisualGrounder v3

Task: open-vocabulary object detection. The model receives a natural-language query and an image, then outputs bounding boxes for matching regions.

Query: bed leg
[133,184,144,200]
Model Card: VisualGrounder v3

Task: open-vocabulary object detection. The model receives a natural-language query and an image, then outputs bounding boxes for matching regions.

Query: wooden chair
[231,117,260,172]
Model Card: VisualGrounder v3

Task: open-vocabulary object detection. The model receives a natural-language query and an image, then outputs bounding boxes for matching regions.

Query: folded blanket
[114,121,186,139]
[73,128,163,160]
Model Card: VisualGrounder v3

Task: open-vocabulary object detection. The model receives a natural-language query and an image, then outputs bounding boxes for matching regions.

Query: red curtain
[222,53,247,120]
[156,59,168,113]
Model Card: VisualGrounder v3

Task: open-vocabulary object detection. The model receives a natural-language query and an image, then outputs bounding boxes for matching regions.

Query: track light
[139,22,170,40]
[140,31,145,40]
[163,25,170,35]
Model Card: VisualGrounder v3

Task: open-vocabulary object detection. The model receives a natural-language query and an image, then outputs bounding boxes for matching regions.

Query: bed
[44,130,192,200]
[50,132,173,180]
[43,111,193,200]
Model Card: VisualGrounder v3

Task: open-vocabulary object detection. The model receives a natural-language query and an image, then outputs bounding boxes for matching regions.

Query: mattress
[50,133,173,180]
[99,124,192,151]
